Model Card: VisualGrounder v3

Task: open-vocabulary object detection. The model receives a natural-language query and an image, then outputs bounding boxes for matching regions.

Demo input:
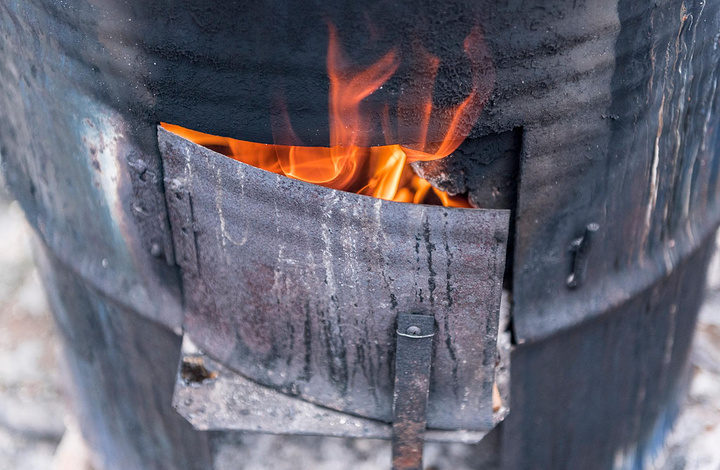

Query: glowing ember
[162,23,493,207]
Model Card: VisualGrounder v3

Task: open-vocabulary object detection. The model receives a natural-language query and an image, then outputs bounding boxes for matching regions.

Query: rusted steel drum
[1,0,719,469]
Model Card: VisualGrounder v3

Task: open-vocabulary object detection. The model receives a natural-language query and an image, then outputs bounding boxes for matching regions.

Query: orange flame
[162,24,493,207]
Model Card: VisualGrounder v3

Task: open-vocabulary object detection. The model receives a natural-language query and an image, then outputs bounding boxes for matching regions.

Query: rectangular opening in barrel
[158,16,514,441]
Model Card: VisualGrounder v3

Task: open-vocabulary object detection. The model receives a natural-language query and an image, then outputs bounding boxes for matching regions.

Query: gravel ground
[0,191,66,470]
[0,185,718,470]
[657,252,720,470]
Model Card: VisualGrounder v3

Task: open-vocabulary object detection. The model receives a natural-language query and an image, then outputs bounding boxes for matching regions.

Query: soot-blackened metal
[3,1,720,468]
[159,127,510,431]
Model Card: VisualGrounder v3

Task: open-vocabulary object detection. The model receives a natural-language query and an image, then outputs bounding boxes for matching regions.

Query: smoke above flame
[162,23,493,207]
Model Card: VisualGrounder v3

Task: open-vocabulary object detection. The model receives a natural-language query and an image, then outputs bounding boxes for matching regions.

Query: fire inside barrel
[3,1,720,469]
[162,23,494,207]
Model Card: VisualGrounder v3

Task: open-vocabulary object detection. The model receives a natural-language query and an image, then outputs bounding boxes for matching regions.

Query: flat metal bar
[163,180,198,276]
[392,314,435,470]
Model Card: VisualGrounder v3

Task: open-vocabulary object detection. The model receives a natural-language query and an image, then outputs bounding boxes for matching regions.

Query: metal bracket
[164,179,199,276]
[392,313,435,470]
[567,223,599,289]
[127,157,176,266]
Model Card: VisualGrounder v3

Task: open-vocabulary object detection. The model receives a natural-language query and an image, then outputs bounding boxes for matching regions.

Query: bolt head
[405,325,422,336]
[150,243,162,257]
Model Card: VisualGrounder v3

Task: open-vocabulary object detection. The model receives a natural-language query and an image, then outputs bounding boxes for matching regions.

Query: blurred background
[0,182,718,470]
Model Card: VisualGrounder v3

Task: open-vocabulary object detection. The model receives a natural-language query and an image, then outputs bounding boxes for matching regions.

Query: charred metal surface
[2,0,720,468]
[159,127,510,431]
[1,0,718,345]
[50,0,497,148]
[391,314,435,470]
[1,0,717,343]
[505,0,720,341]
[503,239,714,470]
[412,129,522,285]
[0,1,183,330]
[172,336,489,443]
[408,0,720,344]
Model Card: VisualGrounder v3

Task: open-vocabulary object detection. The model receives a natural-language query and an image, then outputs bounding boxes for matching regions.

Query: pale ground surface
[0,185,718,470]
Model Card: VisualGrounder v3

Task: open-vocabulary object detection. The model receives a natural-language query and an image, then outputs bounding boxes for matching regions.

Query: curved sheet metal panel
[158,127,509,431]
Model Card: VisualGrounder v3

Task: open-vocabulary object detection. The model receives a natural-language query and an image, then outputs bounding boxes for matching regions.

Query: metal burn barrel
[1,0,720,469]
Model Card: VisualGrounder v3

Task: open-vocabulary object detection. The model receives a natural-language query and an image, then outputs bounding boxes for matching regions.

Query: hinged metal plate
[159,126,510,431]
[172,335,490,443]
